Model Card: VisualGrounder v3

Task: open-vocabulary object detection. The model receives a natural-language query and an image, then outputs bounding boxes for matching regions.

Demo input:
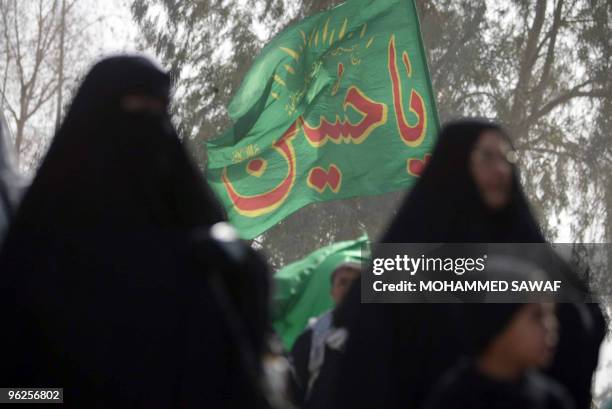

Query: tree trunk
[14,118,24,160]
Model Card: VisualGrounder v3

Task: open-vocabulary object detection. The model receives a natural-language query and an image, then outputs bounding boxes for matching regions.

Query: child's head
[463,256,559,375]
[482,302,558,370]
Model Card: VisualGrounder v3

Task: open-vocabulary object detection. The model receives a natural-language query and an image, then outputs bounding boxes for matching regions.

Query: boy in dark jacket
[425,259,575,409]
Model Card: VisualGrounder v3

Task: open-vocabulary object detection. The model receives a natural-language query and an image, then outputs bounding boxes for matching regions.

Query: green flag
[272,236,369,349]
[207,0,439,238]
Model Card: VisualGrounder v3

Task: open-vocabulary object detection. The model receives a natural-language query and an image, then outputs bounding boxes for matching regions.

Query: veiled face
[470,130,514,210]
[121,94,167,114]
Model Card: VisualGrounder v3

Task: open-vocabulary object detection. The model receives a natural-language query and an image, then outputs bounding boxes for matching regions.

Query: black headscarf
[335,119,601,409]
[383,118,544,243]
[0,56,268,408]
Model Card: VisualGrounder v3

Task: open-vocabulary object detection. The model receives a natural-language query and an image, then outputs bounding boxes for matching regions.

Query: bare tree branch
[524,146,582,161]
[27,79,60,119]
[0,85,19,123]
[527,82,607,126]
[11,0,25,89]
[25,0,59,106]
[458,91,499,103]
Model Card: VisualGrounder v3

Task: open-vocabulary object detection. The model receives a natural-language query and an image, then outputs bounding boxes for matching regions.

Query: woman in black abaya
[0,56,269,408]
[335,119,605,409]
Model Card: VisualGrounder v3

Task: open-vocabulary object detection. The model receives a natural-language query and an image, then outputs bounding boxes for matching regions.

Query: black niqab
[9,55,224,232]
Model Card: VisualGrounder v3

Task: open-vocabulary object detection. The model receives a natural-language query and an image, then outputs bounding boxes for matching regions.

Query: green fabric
[272,235,369,349]
[207,0,439,238]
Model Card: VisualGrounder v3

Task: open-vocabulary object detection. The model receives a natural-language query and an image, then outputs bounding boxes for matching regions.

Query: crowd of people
[0,55,608,408]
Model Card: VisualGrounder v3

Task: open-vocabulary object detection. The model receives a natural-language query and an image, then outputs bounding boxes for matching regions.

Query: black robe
[0,56,268,408]
[424,361,574,409]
